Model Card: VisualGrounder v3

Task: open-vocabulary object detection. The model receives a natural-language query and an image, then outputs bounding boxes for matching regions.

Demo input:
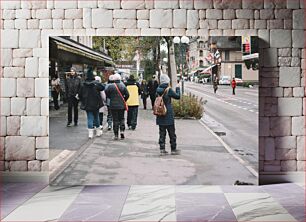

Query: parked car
[219,76,231,85]
[235,78,243,85]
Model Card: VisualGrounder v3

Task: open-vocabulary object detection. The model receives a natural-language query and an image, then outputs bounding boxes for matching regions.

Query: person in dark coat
[79,68,105,139]
[156,74,181,156]
[140,80,149,109]
[65,67,82,127]
[147,78,158,109]
[105,73,130,140]
[105,75,114,130]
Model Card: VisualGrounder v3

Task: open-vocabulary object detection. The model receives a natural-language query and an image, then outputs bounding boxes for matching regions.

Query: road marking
[199,119,258,178]
[186,87,258,115]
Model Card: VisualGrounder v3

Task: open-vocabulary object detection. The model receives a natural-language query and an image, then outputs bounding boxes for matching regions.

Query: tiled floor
[1,183,304,222]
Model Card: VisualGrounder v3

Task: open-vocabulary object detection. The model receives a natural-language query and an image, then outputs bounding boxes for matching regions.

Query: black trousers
[232,87,236,95]
[111,109,125,136]
[159,125,177,151]
[107,106,112,128]
[67,96,78,124]
[127,106,138,129]
[149,94,156,108]
[142,97,147,109]
[99,113,104,126]
[51,91,59,110]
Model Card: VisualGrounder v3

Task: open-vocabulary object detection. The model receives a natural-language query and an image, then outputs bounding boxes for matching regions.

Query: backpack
[153,87,170,116]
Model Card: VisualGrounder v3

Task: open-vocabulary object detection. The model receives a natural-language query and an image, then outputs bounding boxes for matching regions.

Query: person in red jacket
[231,77,237,95]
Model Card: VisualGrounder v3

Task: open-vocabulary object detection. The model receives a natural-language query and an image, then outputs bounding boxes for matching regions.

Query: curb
[49,138,95,183]
[198,119,258,178]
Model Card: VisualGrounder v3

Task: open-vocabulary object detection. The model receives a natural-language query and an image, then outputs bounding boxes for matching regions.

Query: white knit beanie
[108,75,114,81]
[95,76,101,83]
[160,74,170,84]
[113,73,122,81]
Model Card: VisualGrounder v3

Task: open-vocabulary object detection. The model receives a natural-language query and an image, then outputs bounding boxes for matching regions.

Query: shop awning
[50,36,114,66]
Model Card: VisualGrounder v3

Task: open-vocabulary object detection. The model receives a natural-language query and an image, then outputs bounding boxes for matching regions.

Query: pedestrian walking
[213,74,219,94]
[231,77,237,95]
[51,74,61,110]
[155,74,181,156]
[147,78,158,109]
[126,75,141,130]
[65,67,81,127]
[105,75,114,131]
[140,80,149,109]
[95,76,107,130]
[105,74,130,140]
[79,68,105,139]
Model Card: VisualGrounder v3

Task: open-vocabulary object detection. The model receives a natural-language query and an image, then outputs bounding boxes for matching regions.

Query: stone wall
[0,0,305,175]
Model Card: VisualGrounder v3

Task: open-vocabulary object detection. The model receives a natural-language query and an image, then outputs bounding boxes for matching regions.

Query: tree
[92,37,137,62]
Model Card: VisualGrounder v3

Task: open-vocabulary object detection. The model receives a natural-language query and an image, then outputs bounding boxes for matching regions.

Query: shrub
[241,81,253,87]
[172,93,204,119]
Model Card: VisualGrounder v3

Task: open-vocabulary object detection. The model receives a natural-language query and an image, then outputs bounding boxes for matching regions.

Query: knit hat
[160,74,170,84]
[113,73,122,81]
[95,76,101,83]
[108,75,114,81]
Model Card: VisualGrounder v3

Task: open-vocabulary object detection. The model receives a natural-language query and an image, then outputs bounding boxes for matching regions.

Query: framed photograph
[49,36,259,185]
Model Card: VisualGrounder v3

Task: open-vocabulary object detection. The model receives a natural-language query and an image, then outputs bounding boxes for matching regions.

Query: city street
[50,101,257,185]
[185,81,258,172]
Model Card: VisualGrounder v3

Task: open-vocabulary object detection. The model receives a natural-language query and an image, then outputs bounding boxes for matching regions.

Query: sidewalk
[51,106,257,185]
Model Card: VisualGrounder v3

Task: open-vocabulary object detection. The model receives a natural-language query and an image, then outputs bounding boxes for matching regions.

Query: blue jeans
[86,110,100,129]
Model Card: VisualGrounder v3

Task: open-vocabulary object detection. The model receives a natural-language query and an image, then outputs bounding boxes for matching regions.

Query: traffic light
[242,43,251,54]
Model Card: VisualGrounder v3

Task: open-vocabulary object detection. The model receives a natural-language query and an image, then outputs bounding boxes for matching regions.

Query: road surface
[185,81,258,172]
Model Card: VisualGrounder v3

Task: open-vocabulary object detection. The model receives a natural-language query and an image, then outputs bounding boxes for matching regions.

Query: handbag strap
[114,83,126,104]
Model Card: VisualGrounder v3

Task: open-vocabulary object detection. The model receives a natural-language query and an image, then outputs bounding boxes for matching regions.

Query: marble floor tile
[3,186,84,221]
[176,193,237,222]
[59,186,130,221]
[221,185,264,193]
[282,205,305,222]
[270,192,305,206]
[1,183,47,194]
[1,205,18,219]
[1,193,35,205]
[175,185,222,193]
[225,193,297,221]
[119,185,176,222]
[81,185,130,194]
[262,183,304,193]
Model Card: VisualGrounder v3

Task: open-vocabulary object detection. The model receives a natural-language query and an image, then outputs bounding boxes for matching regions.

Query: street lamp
[173,36,189,95]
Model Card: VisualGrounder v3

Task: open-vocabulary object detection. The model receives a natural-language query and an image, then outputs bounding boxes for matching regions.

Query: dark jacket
[105,81,130,110]
[140,82,149,99]
[156,83,180,126]
[65,75,82,97]
[147,80,158,95]
[79,80,105,111]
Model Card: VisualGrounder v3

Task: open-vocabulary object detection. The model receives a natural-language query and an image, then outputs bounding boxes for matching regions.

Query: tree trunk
[169,41,178,87]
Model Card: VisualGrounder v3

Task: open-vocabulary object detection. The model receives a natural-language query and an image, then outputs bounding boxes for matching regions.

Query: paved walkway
[2,182,304,221]
[51,107,257,185]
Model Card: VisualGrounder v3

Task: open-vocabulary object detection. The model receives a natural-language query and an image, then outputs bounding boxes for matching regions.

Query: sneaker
[160,150,168,156]
[171,150,181,155]
[66,122,72,127]
[131,127,136,130]
[74,122,78,126]
[113,136,119,140]
[120,133,125,140]
[108,126,112,131]
[128,126,132,130]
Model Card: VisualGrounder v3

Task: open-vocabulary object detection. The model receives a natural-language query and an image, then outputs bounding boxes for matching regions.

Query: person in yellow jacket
[126,75,141,130]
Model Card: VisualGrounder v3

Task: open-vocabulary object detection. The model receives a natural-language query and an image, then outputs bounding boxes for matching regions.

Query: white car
[219,76,231,85]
